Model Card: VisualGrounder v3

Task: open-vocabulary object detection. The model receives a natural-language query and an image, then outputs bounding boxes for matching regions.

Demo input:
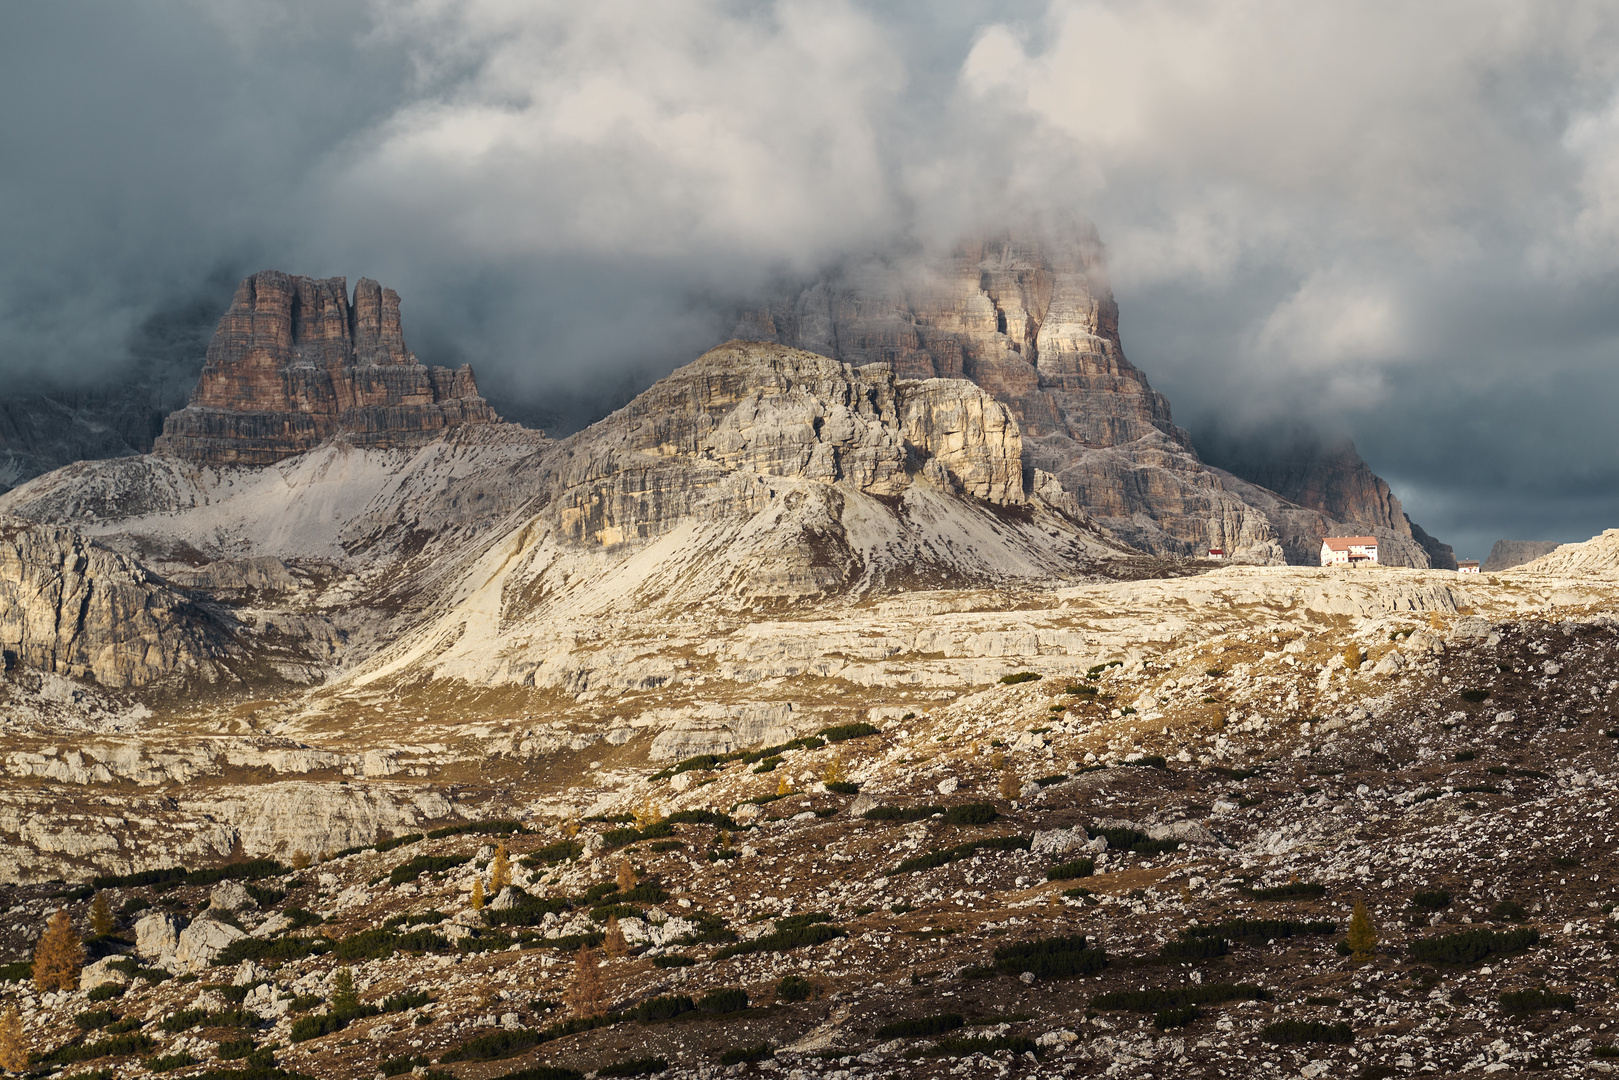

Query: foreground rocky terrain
[1,557,1617,1080]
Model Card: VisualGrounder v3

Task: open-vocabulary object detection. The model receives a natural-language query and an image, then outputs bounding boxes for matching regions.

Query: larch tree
[566,944,607,1019]
[89,892,114,938]
[32,910,82,992]
[490,845,511,893]
[602,916,628,959]
[1346,900,1379,962]
[0,1003,27,1072]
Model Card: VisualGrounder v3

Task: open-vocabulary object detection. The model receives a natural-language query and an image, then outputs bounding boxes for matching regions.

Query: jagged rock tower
[155,272,497,466]
[736,219,1449,567]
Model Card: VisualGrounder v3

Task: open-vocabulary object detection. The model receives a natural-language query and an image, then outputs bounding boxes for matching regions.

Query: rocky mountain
[2,262,1614,1080]
[154,271,499,466]
[1483,538,1561,572]
[1512,529,1619,579]
[0,259,1488,886]
[1196,426,1456,569]
[1,337,1128,698]
[738,222,1448,568]
[0,277,234,494]
[0,391,163,494]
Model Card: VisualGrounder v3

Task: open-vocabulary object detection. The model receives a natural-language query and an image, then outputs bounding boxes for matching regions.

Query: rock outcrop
[548,340,1026,550]
[154,272,498,466]
[0,517,238,687]
[1483,539,1561,572]
[172,913,249,972]
[736,224,1281,560]
[135,911,179,962]
[739,222,1448,566]
[1513,530,1619,579]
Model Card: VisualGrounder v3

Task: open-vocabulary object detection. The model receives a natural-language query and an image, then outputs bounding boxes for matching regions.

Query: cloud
[3,0,1619,555]
[326,1,904,265]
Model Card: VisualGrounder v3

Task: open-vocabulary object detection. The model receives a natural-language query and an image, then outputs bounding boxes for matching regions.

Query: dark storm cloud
[2,1,1618,556]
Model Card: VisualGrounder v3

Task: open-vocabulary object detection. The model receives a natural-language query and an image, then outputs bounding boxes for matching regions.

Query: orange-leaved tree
[566,944,607,1018]
[32,909,83,992]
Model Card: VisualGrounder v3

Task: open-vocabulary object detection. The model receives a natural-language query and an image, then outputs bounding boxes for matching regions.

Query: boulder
[1030,826,1090,856]
[134,911,178,961]
[78,955,131,993]
[231,960,270,986]
[209,880,256,912]
[1147,821,1221,847]
[1371,651,1404,677]
[172,914,249,973]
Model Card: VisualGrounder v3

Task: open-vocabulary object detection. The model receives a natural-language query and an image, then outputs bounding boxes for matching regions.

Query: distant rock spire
[155,271,498,466]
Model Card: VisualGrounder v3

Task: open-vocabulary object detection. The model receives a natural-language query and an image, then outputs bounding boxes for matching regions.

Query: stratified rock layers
[155,272,497,466]
[0,518,236,687]
[554,341,1026,549]
[735,224,1284,561]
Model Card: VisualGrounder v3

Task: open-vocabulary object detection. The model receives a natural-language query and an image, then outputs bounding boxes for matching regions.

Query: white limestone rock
[1031,826,1090,856]
[134,911,178,961]
[209,880,256,912]
[78,955,131,993]
[172,914,250,973]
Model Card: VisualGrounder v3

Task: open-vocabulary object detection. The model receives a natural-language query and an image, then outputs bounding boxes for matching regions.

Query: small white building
[1207,548,1225,560]
[1321,536,1379,566]
[1457,559,1480,574]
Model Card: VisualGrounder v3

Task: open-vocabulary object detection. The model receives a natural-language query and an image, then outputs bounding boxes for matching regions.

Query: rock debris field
[3,576,1619,1080]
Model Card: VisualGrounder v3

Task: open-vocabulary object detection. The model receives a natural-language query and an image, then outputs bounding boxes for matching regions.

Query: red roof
[1322,536,1378,551]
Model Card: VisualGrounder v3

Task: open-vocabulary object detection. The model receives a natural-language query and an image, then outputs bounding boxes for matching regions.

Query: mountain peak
[153,271,498,466]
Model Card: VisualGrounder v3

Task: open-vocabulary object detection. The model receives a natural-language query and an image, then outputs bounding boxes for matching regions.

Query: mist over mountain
[4,2,1619,555]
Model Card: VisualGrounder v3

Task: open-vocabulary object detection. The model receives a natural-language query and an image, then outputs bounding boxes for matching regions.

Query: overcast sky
[3,1,1619,559]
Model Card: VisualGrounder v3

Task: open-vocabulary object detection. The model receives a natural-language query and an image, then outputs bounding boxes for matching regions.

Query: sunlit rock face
[734,221,1285,562]
[0,516,238,687]
[736,220,1449,566]
[155,271,497,466]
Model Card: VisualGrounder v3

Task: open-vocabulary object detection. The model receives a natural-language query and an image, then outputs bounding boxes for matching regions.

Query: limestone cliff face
[548,340,1026,549]
[737,224,1181,449]
[0,517,237,687]
[735,224,1283,561]
[154,271,497,466]
[1197,429,1455,569]
[738,224,1453,566]
[1213,437,1408,534]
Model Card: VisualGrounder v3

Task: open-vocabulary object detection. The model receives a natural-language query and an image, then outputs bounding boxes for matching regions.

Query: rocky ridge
[740,224,1449,568]
[1484,539,1563,572]
[1514,529,1619,579]
[2,338,1129,696]
[0,516,241,688]
[154,272,498,466]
